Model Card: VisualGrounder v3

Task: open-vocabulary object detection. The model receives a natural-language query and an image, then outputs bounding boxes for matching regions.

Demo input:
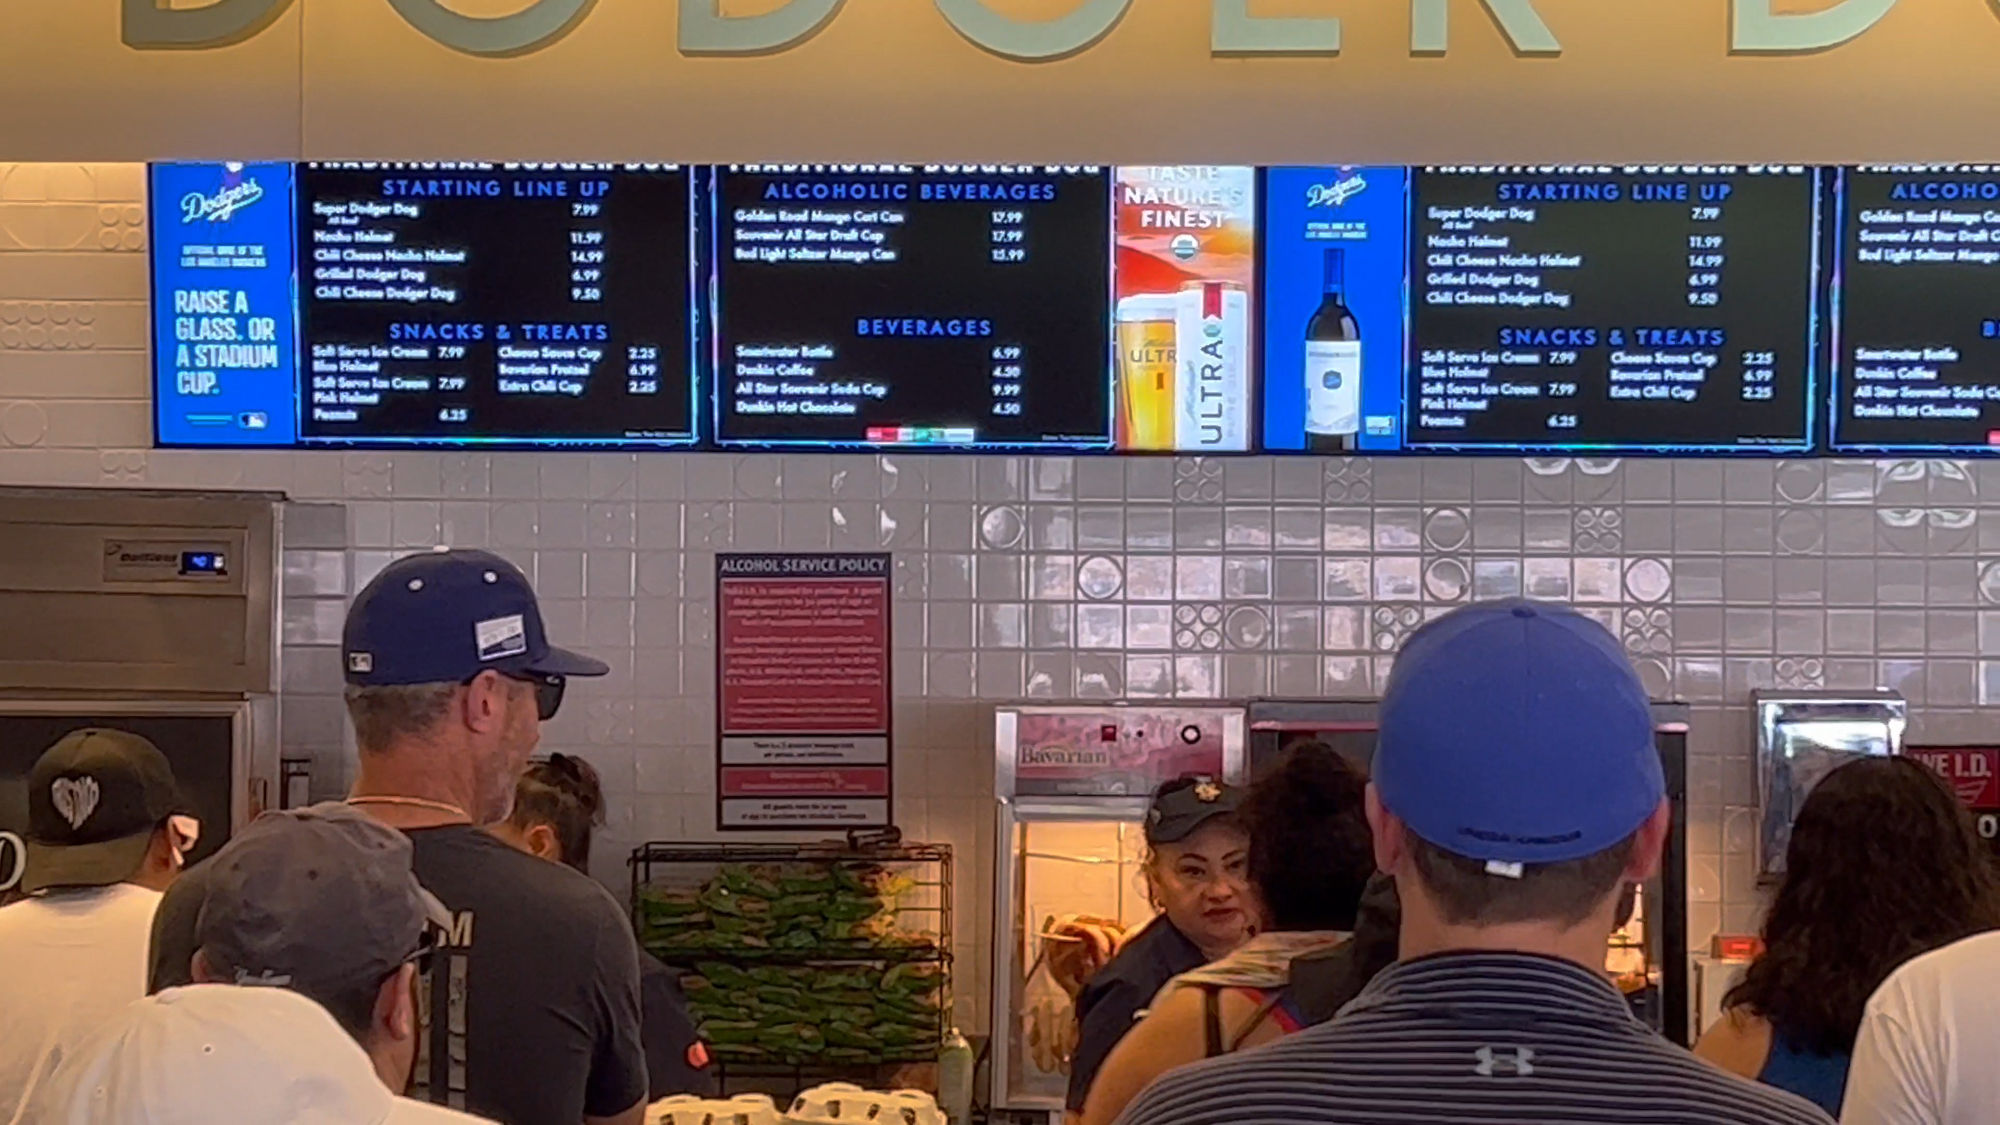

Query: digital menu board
[299,164,699,446]
[1831,167,2000,453]
[1405,166,1822,453]
[152,161,1854,456]
[151,162,300,447]
[711,165,1113,449]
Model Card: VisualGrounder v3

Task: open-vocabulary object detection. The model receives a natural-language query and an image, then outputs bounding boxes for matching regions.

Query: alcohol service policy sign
[715,553,891,830]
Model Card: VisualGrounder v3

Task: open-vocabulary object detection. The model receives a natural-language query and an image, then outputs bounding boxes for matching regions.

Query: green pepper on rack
[701,1020,760,1045]
[823,1021,883,1050]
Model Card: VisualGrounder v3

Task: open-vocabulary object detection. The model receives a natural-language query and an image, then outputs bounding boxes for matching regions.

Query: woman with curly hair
[1694,755,2000,1115]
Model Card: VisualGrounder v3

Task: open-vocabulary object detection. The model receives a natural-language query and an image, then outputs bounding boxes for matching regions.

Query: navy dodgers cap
[343,548,607,687]
[1375,599,1664,867]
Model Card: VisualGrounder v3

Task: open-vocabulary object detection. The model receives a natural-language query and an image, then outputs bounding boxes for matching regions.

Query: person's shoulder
[1703,1073,1837,1125]
[1111,917,1200,977]
[0,893,48,935]
[409,828,629,943]
[413,828,621,904]
[1875,929,2000,1000]
[1075,946,1156,1016]
[1693,1006,1774,1079]
[1631,1033,1833,1123]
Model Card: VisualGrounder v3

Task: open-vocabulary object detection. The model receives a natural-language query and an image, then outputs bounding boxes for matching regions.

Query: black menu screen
[1406,166,1822,452]
[712,165,1114,448]
[1833,166,2000,452]
[299,163,698,446]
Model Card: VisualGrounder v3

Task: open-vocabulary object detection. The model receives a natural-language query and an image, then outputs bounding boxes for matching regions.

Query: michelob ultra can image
[1174,280,1249,452]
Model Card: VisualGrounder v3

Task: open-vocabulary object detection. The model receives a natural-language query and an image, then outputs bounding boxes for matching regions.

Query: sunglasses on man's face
[508,672,567,721]
[465,670,567,721]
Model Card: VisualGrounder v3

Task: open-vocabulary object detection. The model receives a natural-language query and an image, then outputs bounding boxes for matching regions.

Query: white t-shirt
[0,884,162,1124]
[1843,930,2000,1125]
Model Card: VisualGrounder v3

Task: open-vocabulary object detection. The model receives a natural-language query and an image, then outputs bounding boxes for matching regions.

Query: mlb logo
[347,652,373,674]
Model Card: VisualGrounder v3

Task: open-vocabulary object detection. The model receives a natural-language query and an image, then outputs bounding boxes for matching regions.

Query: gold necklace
[347,795,472,822]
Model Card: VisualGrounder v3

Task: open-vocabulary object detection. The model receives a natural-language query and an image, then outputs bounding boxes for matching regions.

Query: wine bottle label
[1304,340,1362,435]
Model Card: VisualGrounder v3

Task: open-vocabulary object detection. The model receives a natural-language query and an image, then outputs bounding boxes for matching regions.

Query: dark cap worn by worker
[1143,775,1242,846]
[1375,597,1664,872]
[343,547,609,720]
[23,728,183,893]
[195,802,451,998]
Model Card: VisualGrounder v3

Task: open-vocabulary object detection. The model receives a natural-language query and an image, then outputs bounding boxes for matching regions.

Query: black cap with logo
[1143,774,1243,846]
[24,729,183,893]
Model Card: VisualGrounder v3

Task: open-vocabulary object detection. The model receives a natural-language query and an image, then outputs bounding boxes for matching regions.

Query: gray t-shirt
[152,824,646,1125]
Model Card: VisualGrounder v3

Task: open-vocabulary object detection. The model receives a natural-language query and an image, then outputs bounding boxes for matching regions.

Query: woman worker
[1056,775,1254,1120]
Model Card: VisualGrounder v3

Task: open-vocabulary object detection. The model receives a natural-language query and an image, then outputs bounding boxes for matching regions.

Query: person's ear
[1624,799,1672,883]
[524,823,561,863]
[1365,783,1408,876]
[190,949,217,984]
[144,824,178,874]
[377,963,420,1041]
[460,672,508,736]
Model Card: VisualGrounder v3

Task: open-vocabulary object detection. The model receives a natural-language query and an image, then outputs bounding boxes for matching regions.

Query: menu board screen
[1405,166,1822,452]
[151,162,300,447]
[712,165,1113,449]
[299,163,699,446]
[1832,167,2000,452]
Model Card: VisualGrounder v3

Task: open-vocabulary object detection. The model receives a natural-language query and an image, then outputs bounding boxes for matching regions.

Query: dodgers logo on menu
[180,163,265,226]
[1306,170,1369,209]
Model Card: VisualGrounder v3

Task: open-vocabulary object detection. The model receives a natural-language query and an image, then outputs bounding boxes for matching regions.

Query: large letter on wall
[1730,0,1898,53]
[934,0,1135,62]
[679,0,846,55]
[123,0,290,49]
[385,0,595,56]
[1212,0,1340,55]
[1410,0,1560,55]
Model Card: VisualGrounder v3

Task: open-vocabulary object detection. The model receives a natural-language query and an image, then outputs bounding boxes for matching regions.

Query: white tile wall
[7,165,2000,1032]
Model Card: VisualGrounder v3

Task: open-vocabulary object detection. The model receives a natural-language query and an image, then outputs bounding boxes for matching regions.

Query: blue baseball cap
[343,548,608,687]
[1375,599,1663,866]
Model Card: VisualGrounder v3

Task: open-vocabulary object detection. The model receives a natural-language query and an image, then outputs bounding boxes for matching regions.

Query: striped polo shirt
[1116,951,1833,1125]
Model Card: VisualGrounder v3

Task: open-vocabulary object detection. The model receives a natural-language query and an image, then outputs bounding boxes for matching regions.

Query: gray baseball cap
[194,803,451,999]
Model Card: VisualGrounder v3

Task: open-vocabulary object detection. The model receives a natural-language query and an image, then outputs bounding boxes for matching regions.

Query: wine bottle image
[1303,246,1362,454]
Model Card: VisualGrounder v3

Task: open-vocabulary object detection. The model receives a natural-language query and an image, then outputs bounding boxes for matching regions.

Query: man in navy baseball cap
[150,547,651,1125]
[1117,599,1831,1125]
[341,548,608,827]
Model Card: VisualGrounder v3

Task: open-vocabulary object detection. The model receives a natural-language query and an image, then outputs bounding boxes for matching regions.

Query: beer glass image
[1116,294,1177,450]
[1175,280,1249,452]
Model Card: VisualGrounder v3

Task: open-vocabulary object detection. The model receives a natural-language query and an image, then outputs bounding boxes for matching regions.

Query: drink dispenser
[1753,691,1906,881]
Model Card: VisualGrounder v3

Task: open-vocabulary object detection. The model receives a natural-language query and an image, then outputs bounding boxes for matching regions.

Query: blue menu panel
[1261,167,1411,452]
[150,163,299,446]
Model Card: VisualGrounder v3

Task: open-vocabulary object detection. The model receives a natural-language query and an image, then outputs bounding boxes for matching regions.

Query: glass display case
[990,705,1245,1116]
